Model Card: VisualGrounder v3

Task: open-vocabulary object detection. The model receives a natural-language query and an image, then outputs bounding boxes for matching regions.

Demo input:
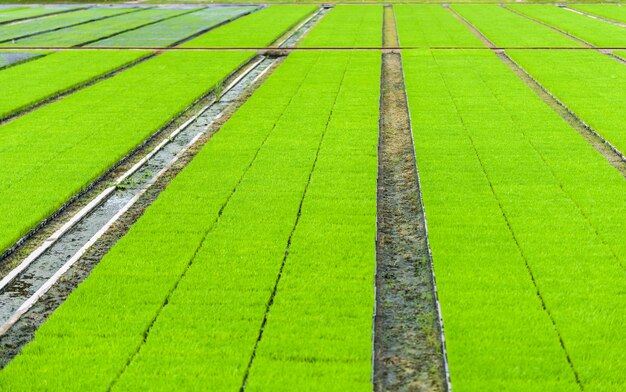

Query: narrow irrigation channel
[0,7,328,367]
[0,56,273,335]
[374,5,447,391]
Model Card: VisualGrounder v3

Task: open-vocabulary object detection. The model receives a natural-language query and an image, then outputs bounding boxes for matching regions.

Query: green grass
[298,5,383,47]
[2,8,190,47]
[0,50,148,118]
[0,50,379,391]
[181,5,317,48]
[90,6,255,47]
[507,4,626,47]
[0,7,133,43]
[570,4,626,23]
[403,49,626,390]
[508,49,626,158]
[394,4,482,47]
[453,4,581,47]
[0,5,80,23]
[0,50,253,256]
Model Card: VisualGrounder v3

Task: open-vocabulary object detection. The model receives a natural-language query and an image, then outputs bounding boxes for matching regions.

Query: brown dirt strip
[374,4,447,392]
[0,55,283,369]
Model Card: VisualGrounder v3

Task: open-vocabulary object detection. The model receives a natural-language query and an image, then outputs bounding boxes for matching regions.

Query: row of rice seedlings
[90,6,255,48]
[2,8,189,48]
[403,49,626,390]
[507,4,626,47]
[245,50,380,391]
[394,4,482,48]
[570,4,626,24]
[0,50,149,118]
[0,7,132,43]
[508,49,626,157]
[0,50,379,391]
[298,5,383,48]
[181,5,318,48]
[0,5,79,24]
[0,50,253,256]
[452,4,581,47]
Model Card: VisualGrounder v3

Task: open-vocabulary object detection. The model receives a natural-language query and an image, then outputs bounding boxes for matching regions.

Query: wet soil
[374,5,446,392]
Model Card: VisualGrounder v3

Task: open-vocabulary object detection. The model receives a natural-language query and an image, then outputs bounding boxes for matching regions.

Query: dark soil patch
[374,5,447,392]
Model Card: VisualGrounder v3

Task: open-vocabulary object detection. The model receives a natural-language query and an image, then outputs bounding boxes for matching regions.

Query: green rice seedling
[569,4,626,24]
[2,8,190,47]
[0,50,380,392]
[89,6,256,48]
[403,49,626,390]
[507,4,626,47]
[0,7,134,43]
[181,5,318,48]
[0,50,253,255]
[394,4,482,47]
[508,49,626,156]
[298,5,383,48]
[0,5,80,24]
[452,4,581,47]
[0,49,149,118]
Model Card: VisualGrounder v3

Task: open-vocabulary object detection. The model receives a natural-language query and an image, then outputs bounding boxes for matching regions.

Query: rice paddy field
[0,2,624,391]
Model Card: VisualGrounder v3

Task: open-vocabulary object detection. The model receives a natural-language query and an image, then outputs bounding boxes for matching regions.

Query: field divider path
[374,4,448,391]
[446,5,626,172]
[561,5,626,28]
[0,7,146,45]
[0,6,87,26]
[0,55,275,338]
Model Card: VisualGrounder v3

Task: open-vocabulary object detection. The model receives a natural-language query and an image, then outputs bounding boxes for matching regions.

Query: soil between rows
[374,5,446,391]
